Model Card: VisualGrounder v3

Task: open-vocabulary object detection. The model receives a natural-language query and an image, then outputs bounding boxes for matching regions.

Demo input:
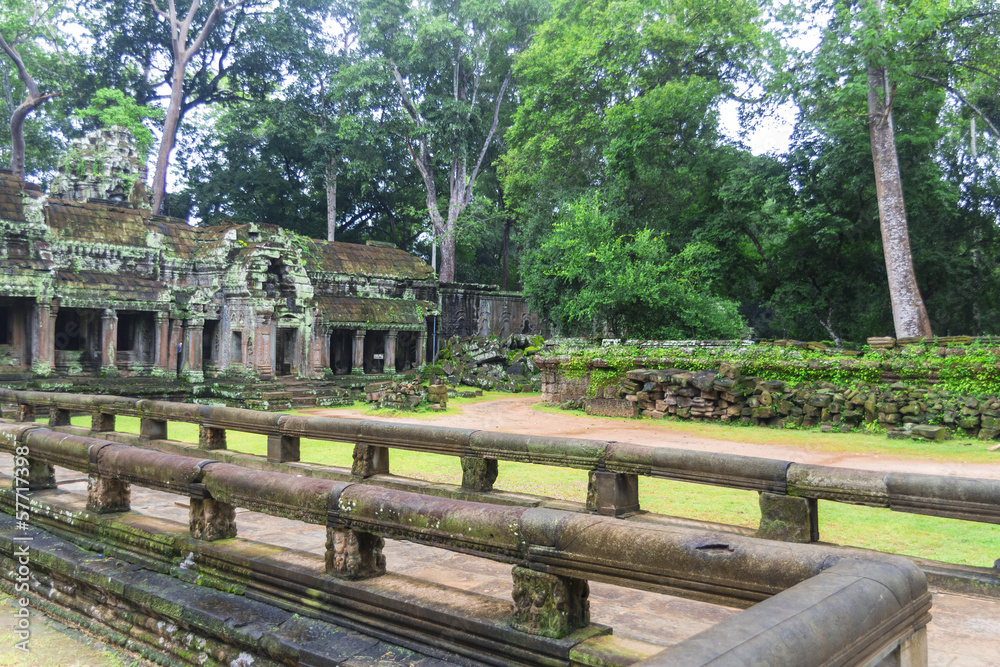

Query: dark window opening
[364,331,386,374]
[0,307,9,345]
[203,320,219,367]
[330,330,353,375]
[396,331,418,372]
[117,313,136,351]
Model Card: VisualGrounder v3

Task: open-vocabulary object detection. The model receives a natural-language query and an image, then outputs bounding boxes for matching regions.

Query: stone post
[181,319,204,382]
[190,498,237,541]
[167,319,183,376]
[15,404,34,423]
[756,492,819,543]
[48,407,71,427]
[140,418,167,440]
[351,443,389,478]
[100,309,118,374]
[91,412,115,432]
[325,525,386,580]
[198,426,227,450]
[267,435,300,463]
[416,330,427,367]
[511,566,590,639]
[352,329,366,375]
[20,460,56,491]
[87,475,130,513]
[461,457,498,493]
[586,471,640,517]
[385,329,397,374]
[154,312,170,372]
[32,300,52,374]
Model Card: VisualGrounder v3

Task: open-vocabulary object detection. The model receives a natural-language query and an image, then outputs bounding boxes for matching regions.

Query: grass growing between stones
[68,414,1000,567]
[534,404,1000,463]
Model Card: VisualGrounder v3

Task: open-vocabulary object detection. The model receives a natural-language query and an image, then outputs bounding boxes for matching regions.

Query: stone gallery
[0,128,537,387]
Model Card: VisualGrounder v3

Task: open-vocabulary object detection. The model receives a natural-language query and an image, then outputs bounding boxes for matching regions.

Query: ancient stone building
[0,130,450,385]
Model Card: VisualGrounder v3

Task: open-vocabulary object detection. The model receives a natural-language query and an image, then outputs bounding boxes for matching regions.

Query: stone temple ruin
[0,127,538,403]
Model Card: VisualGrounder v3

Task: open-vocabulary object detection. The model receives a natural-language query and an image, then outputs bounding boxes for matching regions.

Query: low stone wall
[539,341,1000,441]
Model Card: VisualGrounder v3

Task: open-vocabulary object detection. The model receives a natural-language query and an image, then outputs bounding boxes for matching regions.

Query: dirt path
[308,395,1000,480]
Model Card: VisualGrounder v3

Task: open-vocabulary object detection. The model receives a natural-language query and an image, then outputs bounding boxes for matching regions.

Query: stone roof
[316,296,436,328]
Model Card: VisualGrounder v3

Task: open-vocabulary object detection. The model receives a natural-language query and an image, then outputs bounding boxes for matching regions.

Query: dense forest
[1,0,998,344]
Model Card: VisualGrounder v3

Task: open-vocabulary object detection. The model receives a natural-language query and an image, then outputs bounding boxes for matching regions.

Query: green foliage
[524,194,748,339]
[75,88,162,156]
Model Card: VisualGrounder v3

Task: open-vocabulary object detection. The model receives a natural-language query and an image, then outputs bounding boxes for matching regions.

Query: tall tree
[358,0,547,282]
[0,0,69,180]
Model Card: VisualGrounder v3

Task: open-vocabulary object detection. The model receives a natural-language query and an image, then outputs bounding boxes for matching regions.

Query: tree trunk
[151,64,186,215]
[9,96,47,180]
[326,154,338,242]
[867,64,932,339]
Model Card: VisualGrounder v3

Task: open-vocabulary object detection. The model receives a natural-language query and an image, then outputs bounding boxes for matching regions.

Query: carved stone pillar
[511,567,590,639]
[325,525,386,579]
[32,300,52,373]
[190,498,237,541]
[352,329,366,375]
[756,492,818,543]
[416,330,427,367]
[100,309,118,374]
[181,319,204,381]
[87,475,130,513]
[154,312,170,371]
[167,319,183,376]
[385,329,398,374]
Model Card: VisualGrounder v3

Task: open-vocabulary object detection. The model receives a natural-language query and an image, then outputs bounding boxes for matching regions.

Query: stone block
[586,471,639,517]
[910,425,948,441]
[21,459,55,491]
[325,526,386,580]
[756,492,817,543]
[267,434,300,462]
[585,398,639,419]
[461,457,498,493]
[91,411,115,432]
[199,425,227,450]
[140,418,167,440]
[190,497,237,541]
[511,566,589,639]
[48,407,71,426]
[351,443,390,478]
[87,474,130,513]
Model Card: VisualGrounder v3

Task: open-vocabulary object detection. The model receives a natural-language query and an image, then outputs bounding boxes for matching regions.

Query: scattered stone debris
[363,376,452,412]
[426,334,545,392]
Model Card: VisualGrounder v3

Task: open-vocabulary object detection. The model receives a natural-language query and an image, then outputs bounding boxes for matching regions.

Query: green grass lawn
[68,411,1000,568]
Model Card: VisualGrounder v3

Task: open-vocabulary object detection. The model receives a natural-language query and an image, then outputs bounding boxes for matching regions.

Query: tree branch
[910,72,1000,137]
[466,67,512,201]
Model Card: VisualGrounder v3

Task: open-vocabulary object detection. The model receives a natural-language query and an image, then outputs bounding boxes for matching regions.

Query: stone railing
[1,421,931,666]
[2,389,999,591]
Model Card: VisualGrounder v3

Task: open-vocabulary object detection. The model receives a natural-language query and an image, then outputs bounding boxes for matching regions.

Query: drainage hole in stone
[696,543,734,554]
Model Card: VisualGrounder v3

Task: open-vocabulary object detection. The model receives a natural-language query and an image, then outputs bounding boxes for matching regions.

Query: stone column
[32,299,52,373]
[352,443,389,478]
[461,458,498,493]
[352,329,366,375]
[167,319,183,376]
[756,492,819,543]
[154,312,170,372]
[190,498,237,541]
[325,525,386,580]
[100,309,118,374]
[586,471,640,517]
[385,329,398,374]
[416,330,427,367]
[181,319,204,381]
[87,475,130,513]
[511,567,590,639]
[267,435,300,462]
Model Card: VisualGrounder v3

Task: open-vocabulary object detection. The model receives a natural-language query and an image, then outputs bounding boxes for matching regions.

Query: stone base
[325,526,386,580]
[511,566,590,639]
[586,471,639,517]
[756,492,818,543]
[585,398,639,419]
[87,475,130,513]
[352,443,389,478]
[461,457,498,493]
[267,434,299,462]
[199,425,227,450]
[190,498,237,541]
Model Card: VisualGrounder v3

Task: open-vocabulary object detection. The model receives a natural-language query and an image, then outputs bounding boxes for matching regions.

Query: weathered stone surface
[86,474,130,513]
[190,497,237,541]
[756,492,818,543]
[351,443,390,478]
[511,566,590,639]
[325,526,386,580]
[199,425,227,450]
[461,456,498,493]
[586,471,640,517]
[267,434,300,462]
[584,398,639,419]
[910,425,948,441]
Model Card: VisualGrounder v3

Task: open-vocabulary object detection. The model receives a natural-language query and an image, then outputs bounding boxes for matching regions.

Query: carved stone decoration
[87,474,130,513]
[190,498,237,541]
[511,566,589,639]
[325,525,386,579]
[461,457,498,493]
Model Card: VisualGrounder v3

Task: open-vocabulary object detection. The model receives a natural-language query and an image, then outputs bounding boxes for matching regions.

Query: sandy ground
[308,395,1000,480]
